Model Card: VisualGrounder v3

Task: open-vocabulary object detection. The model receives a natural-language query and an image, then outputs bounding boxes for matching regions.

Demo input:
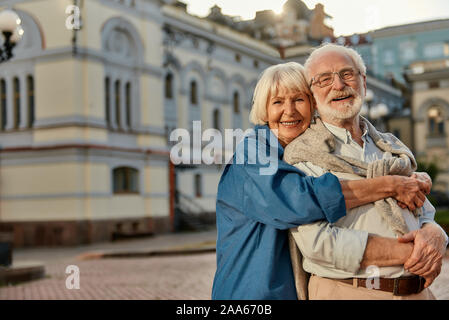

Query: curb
[77,244,216,260]
[0,261,46,286]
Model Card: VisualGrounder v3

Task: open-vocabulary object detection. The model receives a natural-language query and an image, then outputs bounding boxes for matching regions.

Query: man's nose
[332,73,346,90]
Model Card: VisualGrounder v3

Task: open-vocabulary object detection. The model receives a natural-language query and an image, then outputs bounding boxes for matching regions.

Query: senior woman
[211,62,430,300]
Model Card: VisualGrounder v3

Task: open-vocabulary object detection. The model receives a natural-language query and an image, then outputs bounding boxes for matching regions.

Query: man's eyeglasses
[310,68,361,88]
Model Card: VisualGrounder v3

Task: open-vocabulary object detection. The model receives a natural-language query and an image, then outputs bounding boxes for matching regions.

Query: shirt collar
[323,119,369,144]
[360,120,369,138]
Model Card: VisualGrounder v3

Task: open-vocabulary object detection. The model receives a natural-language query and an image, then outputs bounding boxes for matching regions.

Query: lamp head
[0,9,21,34]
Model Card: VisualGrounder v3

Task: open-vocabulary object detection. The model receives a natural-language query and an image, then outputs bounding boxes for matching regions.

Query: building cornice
[405,68,449,82]
[366,75,402,97]
[162,5,281,63]
[373,19,449,39]
[0,143,170,158]
[26,46,165,77]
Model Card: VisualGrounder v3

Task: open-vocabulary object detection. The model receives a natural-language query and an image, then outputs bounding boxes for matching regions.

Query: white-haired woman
[211,62,430,300]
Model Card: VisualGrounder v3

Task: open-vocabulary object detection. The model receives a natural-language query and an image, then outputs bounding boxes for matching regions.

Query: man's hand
[411,172,432,194]
[398,223,446,288]
[391,176,427,211]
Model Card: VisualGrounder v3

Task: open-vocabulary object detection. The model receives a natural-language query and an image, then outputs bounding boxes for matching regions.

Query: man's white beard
[316,89,364,121]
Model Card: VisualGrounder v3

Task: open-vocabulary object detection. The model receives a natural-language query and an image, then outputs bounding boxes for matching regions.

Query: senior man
[284,43,448,300]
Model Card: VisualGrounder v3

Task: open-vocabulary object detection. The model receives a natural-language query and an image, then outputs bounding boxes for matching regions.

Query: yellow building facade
[0,0,281,246]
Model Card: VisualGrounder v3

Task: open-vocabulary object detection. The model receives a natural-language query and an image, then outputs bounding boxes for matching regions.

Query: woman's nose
[284,100,297,114]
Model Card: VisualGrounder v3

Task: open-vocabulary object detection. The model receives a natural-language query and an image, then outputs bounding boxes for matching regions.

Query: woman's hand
[398,223,446,288]
[390,176,428,211]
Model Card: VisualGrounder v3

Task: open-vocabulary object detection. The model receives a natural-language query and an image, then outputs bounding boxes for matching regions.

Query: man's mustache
[326,87,359,103]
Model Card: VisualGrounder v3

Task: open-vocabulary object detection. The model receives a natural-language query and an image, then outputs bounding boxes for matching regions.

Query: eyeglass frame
[309,68,362,88]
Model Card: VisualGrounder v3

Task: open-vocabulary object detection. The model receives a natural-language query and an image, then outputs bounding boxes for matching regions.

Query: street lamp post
[0,8,23,267]
[0,9,23,63]
[373,103,389,132]
[364,88,374,122]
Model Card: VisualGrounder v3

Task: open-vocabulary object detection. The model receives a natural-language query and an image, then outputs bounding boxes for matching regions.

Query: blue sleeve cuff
[311,172,346,223]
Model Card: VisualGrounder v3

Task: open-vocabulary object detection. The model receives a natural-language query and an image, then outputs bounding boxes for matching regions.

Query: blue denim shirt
[211,125,346,300]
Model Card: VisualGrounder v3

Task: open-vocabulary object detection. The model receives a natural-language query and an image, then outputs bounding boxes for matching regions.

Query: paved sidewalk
[12,229,218,264]
[2,230,218,300]
[2,229,448,299]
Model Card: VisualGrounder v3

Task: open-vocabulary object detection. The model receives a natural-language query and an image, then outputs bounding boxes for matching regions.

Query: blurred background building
[0,0,448,247]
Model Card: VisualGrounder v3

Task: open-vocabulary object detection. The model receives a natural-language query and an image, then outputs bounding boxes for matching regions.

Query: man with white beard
[283,44,448,300]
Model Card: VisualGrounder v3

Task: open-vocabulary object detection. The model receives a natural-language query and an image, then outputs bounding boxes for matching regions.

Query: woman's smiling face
[266,87,313,147]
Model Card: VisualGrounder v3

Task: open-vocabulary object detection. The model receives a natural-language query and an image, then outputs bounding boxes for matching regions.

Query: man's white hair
[249,62,312,125]
[304,43,367,81]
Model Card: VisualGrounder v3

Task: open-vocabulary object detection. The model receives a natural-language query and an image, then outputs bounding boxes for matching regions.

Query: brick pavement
[1,252,448,299]
[1,228,448,300]
[0,253,216,300]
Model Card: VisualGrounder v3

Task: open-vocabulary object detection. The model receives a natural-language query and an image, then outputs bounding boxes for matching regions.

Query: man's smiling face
[308,51,366,123]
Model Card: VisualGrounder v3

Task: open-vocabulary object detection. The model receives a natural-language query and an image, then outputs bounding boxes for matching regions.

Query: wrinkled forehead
[269,77,310,100]
[309,51,356,77]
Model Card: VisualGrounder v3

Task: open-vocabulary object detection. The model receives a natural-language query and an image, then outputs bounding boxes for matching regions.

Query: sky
[182,0,449,36]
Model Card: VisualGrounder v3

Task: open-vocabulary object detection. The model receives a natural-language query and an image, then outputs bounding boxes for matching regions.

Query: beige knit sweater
[283,116,421,299]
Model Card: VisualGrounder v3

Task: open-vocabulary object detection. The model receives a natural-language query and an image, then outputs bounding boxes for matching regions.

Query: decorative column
[110,77,118,131]
[120,79,127,131]
[19,74,28,129]
[5,77,13,130]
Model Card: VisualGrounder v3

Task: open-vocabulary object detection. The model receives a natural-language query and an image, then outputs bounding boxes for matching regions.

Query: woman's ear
[261,111,268,123]
[308,95,317,123]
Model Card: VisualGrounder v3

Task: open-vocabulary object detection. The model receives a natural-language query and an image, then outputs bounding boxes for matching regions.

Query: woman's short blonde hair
[249,62,312,125]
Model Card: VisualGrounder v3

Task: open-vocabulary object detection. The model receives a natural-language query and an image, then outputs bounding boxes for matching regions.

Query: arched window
[233,91,240,114]
[27,75,34,128]
[428,107,445,137]
[190,80,198,105]
[105,77,111,126]
[213,109,220,130]
[165,73,173,99]
[13,77,20,129]
[232,89,243,129]
[194,174,202,198]
[115,80,121,129]
[125,82,131,128]
[0,79,6,131]
[102,17,143,132]
[113,167,139,193]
